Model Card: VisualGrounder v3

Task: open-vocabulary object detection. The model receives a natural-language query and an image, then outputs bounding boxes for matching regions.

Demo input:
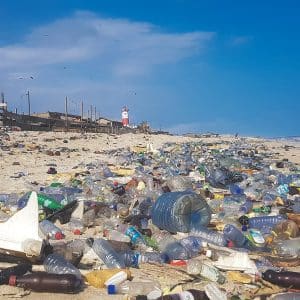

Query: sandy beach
[0,131,299,299]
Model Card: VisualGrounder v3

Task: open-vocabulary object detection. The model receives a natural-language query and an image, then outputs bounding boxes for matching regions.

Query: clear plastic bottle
[223,224,249,248]
[92,238,125,269]
[117,224,145,245]
[248,215,286,229]
[186,259,225,284]
[271,237,300,257]
[108,280,162,297]
[68,218,85,235]
[152,231,177,251]
[190,226,227,247]
[104,229,131,243]
[44,253,82,278]
[151,191,211,233]
[239,200,253,214]
[120,250,168,268]
[39,220,64,240]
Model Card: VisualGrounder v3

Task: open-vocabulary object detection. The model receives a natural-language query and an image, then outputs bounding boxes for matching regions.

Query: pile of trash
[0,139,299,299]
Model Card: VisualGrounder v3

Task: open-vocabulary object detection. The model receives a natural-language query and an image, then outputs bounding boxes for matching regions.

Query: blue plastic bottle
[248,215,286,230]
[223,224,249,248]
[151,191,211,233]
[190,226,227,247]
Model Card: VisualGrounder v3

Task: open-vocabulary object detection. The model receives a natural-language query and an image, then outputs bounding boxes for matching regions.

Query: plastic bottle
[269,293,300,300]
[190,226,227,247]
[155,289,209,300]
[37,193,64,210]
[272,220,299,239]
[108,280,162,298]
[9,272,82,293]
[239,200,253,214]
[46,200,78,224]
[271,237,300,257]
[104,229,131,243]
[44,253,82,278]
[186,259,225,284]
[120,251,168,268]
[68,218,85,235]
[151,191,211,233]
[39,220,64,240]
[223,224,249,248]
[117,225,145,245]
[85,269,131,289]
[248,215,286,229]
[0,263,32,285]
[152,231,177,252]
[204,283,227,300]
[92,238,125,269]
[262,269,300,289]
[229,184,244,195]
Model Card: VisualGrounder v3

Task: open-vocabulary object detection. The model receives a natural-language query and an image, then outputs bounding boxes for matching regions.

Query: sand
[0,131,299,299]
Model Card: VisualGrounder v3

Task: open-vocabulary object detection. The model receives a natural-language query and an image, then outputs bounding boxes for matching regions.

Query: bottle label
[179,291,195,300]
[125,227,141,244]
[200,264,219,282]
[249,229,265,244]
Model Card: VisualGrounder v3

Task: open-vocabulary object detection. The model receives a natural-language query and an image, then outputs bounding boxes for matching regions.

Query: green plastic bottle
[37,194,64,211]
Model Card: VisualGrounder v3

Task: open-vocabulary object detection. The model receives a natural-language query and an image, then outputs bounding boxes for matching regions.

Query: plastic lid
[107,284,116,295]
[9,275,16,286]
[55,232,63,240]
[227,240,234,248]
[73,229,81,235]
[205,249,212,258]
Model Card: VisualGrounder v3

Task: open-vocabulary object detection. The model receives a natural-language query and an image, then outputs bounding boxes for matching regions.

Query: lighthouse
[121,106,129,127]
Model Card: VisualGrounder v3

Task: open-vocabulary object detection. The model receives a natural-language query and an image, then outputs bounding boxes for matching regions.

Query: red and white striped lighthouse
[121,106,129,127]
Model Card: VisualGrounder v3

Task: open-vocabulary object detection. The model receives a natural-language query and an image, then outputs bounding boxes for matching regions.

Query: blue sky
[0,1,299,137]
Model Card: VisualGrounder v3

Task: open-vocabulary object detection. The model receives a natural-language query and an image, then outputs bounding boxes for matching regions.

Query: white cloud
[0,11,214,119]
[229,36,253,46]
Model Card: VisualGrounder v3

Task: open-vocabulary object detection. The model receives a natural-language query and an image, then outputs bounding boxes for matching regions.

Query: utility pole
[1,92,4,103]
[90,105,93,122]
[65,96,68,132]
[94,106,97,132]
[81,100,83,131]
[26,91,31,116]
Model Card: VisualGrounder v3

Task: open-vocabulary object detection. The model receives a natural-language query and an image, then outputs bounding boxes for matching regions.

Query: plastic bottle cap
[73,229,81,235]
[169,260,187,266]
[227,240,234,248]
[205,250,212,258]
[9,275,16,286]
[55,232,63,240]
[107,284,116,295]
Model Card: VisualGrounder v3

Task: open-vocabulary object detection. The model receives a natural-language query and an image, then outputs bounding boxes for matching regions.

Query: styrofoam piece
[0,192,42,256]
[213,252,258,274]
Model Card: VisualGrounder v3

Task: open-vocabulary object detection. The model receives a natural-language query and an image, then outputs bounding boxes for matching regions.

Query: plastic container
[92,238,125,269]
[190,226,227,247]
[120,251,168,268]
[272,237,300,257]
[117,225,145,245]
[262,269,300,289]
[68,218,85,235]
[108,280,162,297]
[239,200,253,214]
[0,263,32,285]
[248,215,286,230]
[9,272,82,293]
[39,220,64,240]
[187,259,225,284]
[44,253,82,278]
[84,269,131,288]
[151,191,211,233]
[37,193,64,210]
[223,224,249,248]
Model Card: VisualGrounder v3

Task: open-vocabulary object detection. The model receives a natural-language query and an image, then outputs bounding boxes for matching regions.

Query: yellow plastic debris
[227,271,253,284]
[84,269,131,289]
